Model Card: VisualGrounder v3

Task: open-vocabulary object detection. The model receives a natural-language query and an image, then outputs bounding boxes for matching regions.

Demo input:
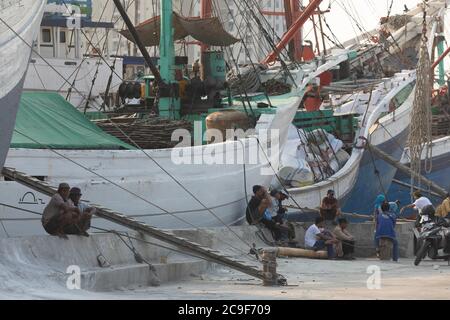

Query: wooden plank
[367,144,447,198]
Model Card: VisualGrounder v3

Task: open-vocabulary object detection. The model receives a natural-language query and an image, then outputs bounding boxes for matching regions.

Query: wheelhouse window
[41,28,52,44]
[60,31,66,44]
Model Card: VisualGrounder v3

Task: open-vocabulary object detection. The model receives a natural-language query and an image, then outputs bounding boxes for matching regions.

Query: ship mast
[159,0,181,119]
[200,0,213,54]
[283,0,303,62]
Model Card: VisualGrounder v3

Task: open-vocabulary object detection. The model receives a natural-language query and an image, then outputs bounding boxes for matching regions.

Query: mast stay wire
[215,0,273,107]
[238,0,297,86]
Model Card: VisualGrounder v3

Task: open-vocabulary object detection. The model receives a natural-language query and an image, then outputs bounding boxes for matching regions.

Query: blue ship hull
[387,149,450,211]
[342,126,410,216]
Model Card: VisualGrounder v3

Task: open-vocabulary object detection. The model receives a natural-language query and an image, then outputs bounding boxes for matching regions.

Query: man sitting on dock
[41,183,81,239]
[270,189,289,224]
[333,218,356,260]
[246,185,286,242]
[67,187,95,237]
[305,217,338,259]
[320,190,341,227]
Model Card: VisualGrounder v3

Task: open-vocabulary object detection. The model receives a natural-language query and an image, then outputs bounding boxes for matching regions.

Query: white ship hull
[287,71,416,213]
[24,56,123,110]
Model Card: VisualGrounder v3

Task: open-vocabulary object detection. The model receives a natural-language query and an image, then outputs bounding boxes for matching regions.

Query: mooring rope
[407,0,433,198]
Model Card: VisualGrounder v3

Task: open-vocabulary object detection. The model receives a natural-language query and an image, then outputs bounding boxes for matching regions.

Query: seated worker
[436,193,450,218]
[270,189,289,224]
[67,187,95,237]
[246,185,271,224]
[246,185,286,241]
[269,189,296,241]
[400,191,432,217]
[41,183,81,239]
[333,218,356,260]
[305,217,338,259]
[375,202,399,262]
[320,190,341,227]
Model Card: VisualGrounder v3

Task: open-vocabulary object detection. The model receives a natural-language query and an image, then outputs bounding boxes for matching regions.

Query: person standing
[192,59,200,78]
[375,202,399,262]
[373,194,386,256]
[400,191,432,217]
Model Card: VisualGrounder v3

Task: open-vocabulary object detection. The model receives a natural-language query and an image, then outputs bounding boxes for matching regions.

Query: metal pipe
[431,45,450,72]
[112,0,164,85]
[200,0,212,54]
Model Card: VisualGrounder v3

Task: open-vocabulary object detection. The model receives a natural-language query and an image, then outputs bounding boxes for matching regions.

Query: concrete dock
[0,222,449,300]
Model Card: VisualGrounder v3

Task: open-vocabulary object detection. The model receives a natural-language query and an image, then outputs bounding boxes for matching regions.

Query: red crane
[262,0,323,65]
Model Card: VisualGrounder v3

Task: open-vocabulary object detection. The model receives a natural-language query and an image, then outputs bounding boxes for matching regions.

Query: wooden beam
[367,144,447,199]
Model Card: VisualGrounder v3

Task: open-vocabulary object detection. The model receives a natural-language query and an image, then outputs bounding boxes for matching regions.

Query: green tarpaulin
[11,92,134,150]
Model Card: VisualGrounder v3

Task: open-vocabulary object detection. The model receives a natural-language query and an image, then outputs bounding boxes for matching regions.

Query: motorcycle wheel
[428,246,438,259]
[414,240,430,266]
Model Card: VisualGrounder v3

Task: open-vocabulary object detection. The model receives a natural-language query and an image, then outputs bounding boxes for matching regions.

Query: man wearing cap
[270,189,296,241]
[42,183,81,239]
[67,187,95,237]
[320,190,341,227]
[270,189,289,224]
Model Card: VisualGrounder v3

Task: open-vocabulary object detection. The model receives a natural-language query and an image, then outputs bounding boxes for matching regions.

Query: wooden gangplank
[2,167,286,285]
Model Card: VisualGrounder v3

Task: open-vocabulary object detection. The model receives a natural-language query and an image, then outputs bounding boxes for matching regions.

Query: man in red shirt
[320,190,342,226]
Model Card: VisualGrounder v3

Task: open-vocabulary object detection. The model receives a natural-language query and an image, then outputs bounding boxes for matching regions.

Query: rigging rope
[408,0,433,196]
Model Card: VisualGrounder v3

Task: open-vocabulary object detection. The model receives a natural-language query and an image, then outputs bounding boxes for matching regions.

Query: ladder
[1,167,286,285]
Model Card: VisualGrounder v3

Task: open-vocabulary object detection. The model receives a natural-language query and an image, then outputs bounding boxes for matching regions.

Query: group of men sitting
[41,183,95,239]
[245,185,293,243]
[246,185,356,260]
[305,216,356,260]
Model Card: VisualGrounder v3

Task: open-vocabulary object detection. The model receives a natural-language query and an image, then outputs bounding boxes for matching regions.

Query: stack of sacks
[274,126,350,188]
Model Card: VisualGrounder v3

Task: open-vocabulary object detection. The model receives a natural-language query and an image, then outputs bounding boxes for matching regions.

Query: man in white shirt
[305,217,338,259]
[400,191,433,216]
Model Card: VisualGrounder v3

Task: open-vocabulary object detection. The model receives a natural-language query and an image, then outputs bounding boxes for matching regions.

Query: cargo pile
[261,79,292,96]
[432,114,450,137]
[274,126,351,188]
[96,117,192,149]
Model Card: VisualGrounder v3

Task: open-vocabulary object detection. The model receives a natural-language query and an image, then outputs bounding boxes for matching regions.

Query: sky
[303,0,425,45]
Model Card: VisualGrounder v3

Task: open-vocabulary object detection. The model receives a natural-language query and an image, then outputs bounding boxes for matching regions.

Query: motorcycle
[414,216,450,266]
